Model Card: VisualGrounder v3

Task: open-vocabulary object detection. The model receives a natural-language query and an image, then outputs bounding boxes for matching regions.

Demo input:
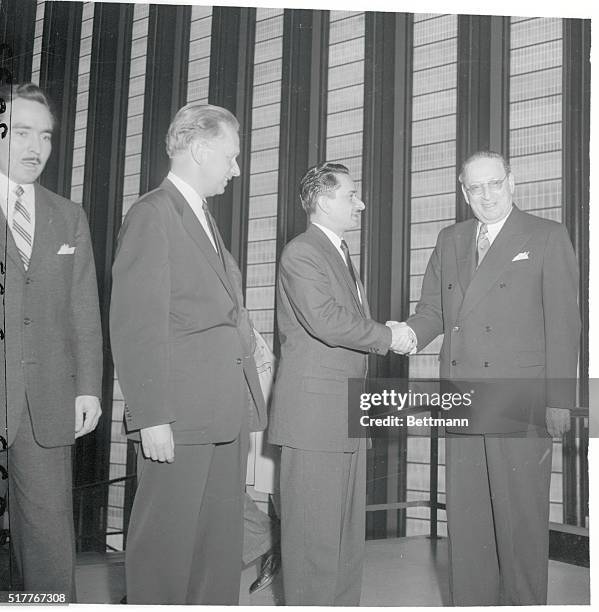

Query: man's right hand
[140,423,175,463]
[386,321,416,354]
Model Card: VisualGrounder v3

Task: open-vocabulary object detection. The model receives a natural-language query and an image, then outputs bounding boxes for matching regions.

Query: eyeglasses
[464,175,508,196]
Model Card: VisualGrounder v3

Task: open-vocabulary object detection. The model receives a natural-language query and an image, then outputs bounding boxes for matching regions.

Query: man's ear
[316,193,330,216]
[460,183,469,206]
[190,139,208,166]
[507,172,515,195]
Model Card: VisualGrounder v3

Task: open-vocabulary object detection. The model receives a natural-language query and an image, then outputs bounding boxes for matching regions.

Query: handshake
[385,321,417,355]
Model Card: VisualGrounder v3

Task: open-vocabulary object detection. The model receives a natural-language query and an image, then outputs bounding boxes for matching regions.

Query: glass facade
[326,11,365,271]
[244,8,284,350]
[404,14,458,536]
[186,5,212,105]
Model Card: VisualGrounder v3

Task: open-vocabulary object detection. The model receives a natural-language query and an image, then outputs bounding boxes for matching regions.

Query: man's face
[320,173,365,236]
[461,157,514,225]
[0,98,53,184]
[196,125,240,197]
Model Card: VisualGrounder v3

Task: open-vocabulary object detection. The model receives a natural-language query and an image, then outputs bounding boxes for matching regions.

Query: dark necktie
[340,238,358,289]
[202,201,225,266]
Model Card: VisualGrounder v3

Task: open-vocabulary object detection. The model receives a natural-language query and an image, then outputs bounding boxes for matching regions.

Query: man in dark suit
[396,150,580,605]
[0,83,103,598]
[269,162,406,605]
[110,103,266,604]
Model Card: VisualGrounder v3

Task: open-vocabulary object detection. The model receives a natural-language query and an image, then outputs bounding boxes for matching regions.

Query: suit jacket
[0,183,103,447]
[110,178,266,445]
[407,206,580,433]
[268,224,391,452]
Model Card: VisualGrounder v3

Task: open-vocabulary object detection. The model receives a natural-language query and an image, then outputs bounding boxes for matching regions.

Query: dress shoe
[249,549,281,595]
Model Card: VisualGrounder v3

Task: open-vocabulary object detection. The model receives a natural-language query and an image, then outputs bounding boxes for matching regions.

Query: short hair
[166,103,239,158]
[0,82,55,126]
[299,162,350,215]
[458,150,511,184]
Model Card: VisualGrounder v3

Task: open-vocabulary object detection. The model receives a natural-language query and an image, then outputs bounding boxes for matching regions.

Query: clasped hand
[385,321,416,354]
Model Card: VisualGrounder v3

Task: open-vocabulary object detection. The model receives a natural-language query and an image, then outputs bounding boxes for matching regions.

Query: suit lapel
[162,179,236,303]
[0,208,26,275]
[309,225,365,316]
[27,184,57,276]
[454,219,477,295]
[458,207,530,320]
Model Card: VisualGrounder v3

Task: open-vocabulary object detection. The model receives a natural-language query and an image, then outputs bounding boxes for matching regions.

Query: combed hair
[458,150,511,183]
[166,103,239,158]
[0,82,55,126]
[299,162,350,215]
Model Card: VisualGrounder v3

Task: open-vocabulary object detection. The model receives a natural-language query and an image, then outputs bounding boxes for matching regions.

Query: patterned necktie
[476,223,490,267]
[340,239,358,289]
[202,201,224,265]
[12,185,33,269]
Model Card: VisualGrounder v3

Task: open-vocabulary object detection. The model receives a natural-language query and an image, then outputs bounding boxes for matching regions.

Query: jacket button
[25,278,32,284]
[484,361,490,367]
[451,359,457,366]
[499,282,506,288]
[23,317,31,325]
[485,325,492,332]
[236,357,242,365]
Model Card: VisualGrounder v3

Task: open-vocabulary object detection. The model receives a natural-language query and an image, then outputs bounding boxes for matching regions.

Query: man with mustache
[0,83,102,598]
[110,103,266,604]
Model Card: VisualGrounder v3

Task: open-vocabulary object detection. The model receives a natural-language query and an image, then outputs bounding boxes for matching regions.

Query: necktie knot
[340,239,350,256]
[15,184,24,198]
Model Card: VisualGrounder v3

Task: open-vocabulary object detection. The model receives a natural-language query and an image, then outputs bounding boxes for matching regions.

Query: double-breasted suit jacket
[408,205,580,432]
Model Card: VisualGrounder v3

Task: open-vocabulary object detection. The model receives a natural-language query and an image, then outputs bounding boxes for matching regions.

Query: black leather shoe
[249,549,281,595]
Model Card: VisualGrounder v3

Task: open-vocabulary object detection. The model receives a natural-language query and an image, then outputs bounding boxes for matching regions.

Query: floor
[74,536,590,605]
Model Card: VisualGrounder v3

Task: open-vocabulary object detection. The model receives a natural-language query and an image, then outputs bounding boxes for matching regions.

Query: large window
[186,5,212,105]
[405,13,458,537]
[326,11,365,272]
[244,8,284,350]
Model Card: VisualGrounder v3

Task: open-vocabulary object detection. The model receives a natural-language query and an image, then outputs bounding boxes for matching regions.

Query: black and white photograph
[0,0,594,606]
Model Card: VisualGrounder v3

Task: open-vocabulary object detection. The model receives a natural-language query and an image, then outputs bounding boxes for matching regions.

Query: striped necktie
[476,223,490,267]
[12,185,33,269]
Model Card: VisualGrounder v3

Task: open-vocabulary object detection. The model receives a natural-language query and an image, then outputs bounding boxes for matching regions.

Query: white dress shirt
[167,171,218,253]
[312,222,362,304]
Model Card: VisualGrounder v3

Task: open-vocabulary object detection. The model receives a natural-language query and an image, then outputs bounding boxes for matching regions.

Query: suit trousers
[125,425,248,605]
[280,441,366,605]
[446,431,552,605]
[1,403,75,599]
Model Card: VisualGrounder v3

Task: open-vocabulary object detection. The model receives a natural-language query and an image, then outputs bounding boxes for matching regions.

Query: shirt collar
[0,171,35,203]
[312,222,343,251]
[167,171,206,211]
[478,206,513,243]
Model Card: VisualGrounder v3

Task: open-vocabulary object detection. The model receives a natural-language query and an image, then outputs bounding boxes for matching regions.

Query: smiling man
[110,103,266,604]
[0,83,102,598]
[269,162,404,605]
[400,150,580,605]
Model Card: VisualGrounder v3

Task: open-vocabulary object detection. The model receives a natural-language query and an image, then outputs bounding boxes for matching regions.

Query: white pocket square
[512,251,529,262]
[57,244,75,255]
